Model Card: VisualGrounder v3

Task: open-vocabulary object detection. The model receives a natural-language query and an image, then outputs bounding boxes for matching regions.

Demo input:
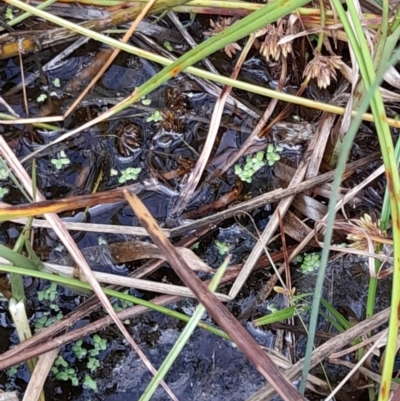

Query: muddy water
[0,33,392,401]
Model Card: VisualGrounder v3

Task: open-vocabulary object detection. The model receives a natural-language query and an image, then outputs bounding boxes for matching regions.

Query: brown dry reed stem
[170,32,256,217]
[63,0,158,118]
[247,307,391,401]
[123,190,305,401]
[0,139,178,401]
[0,247,290,368]
[0,0,191,59]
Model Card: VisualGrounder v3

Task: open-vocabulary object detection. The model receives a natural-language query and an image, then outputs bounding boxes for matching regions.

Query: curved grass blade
[139,256,230,401]
[6,0,313,163]
[0,263,229,340]
[299,24,400,401]
[253,305,309,327]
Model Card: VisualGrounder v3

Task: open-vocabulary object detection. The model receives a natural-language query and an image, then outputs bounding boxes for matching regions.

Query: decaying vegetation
[0,0,400,400]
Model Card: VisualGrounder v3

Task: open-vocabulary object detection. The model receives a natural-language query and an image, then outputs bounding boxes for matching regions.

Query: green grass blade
[7,0,312,156]
[299,6,400,395]
[319,298,351,331]
[0,244,39,271]
[6,0,58,28]
[253,306,309,326]
[302,41,400,400]
[0,263,230,340]
[139,257,230,401]
[318,310,347,334]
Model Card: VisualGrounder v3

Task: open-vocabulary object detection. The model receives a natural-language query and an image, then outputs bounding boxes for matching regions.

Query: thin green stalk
[5,0,378,122]
[316,0,326,51]
[320,298,351,330]
[253,305,308,326]
[0,263,230,340]
[139,257,230,401]
[366,137,400,320]
[62,0,262,9]
[9,161,36,301]
[389,7,400,33]
[318,310,347,334]
[6,0,58,28]
[0,244,38,271]
[0,112,59,131]
[299,24,400,401]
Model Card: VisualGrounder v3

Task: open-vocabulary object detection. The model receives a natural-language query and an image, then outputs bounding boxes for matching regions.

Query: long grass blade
[299,26,400,401]
[139,256,230,401]
[6,0,319,163]
[0,263,229,341]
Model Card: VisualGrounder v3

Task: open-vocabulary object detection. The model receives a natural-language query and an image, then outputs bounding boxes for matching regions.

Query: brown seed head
[303,52,344,89]
[203,18,242,58]
[347,214,386,251]
[259,25,292,62]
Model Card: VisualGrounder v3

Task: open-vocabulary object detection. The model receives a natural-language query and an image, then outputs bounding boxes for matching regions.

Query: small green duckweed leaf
[0,187,9,199]
[37,93,47,102]
[98,237,107,246]
[51,151,71,170]
[118,167,141,184]
[93,334,107,351]
[300,252,321,274]
[0,168,9,181]
[164,41,174,51]
[55,356,69,368]
[71,377,79,386]
[5,7,14,20]
[87,357,100,372]
[56,371,69,381]
[83,375,98,393]
[215,240,229,256]
[256,151,264,161]
[7,365,19,377]
[146,110,163,123]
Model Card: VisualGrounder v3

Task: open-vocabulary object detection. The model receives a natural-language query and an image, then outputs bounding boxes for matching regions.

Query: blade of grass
[1,11,399,131]
[6,0,327,164]
[124,190,305,401]
[253,305,309,327]
[139,256,230,401]
[366,24,400,320]
[299,19,400,401]
[320,298,351,331]
[0,263,230,341]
